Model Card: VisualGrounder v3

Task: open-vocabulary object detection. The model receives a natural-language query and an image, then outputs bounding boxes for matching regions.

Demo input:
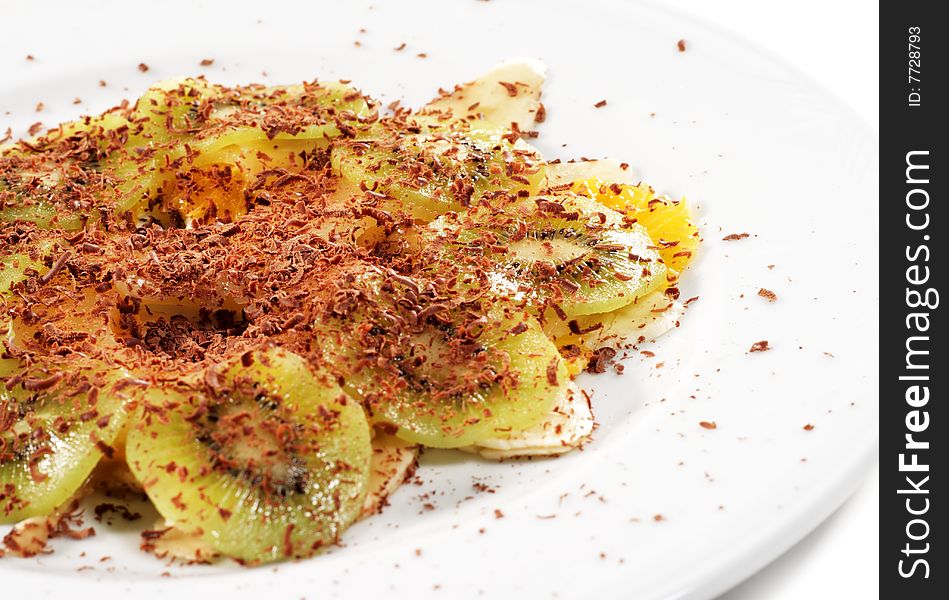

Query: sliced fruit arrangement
[2,77,375,228]
[0,60,699,565]
[134,79,375,226]
[126,348,371,563]
[1,234,135,524]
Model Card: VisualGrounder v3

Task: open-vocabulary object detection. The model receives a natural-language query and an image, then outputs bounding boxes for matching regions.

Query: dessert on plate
[0,60,699,563]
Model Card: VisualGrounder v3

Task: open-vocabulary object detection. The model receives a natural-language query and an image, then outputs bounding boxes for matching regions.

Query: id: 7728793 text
[907,27,921,106]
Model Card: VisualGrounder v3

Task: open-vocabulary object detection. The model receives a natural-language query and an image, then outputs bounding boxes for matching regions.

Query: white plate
[0,1,878,598]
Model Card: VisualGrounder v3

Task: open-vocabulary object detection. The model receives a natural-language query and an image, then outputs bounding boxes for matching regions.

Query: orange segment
[573,177,700,273]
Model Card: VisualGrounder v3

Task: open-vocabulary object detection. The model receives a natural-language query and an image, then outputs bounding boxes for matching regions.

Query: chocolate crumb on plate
[534,102,546,123]
[749,340,771,353]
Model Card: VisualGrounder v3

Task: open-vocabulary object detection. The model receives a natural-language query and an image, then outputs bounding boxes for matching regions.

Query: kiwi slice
[125,79,373,225]
[0,158,95,230]
[1,237,122,360]
[192,81,373,148]
[125,348,371,564]
[2,78,375,227]
[0,358,133,523]
[331,121,544,221]
[1,244,131,522]
[313,268,565,448]
[429,194,667,319]
[1,251,44,297]
[131,78,372,148]
[1,106,143,228]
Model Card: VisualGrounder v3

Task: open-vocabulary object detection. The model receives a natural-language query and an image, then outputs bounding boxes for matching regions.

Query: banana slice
[2,516,54,557]
[546,291,686,348]
[425,58,546,129]
[544,158,638,187]
[1,491,93,558]
[464,381,593,459]
[361,433,419,517]
[592,293,686,346]
[140,520,220,564]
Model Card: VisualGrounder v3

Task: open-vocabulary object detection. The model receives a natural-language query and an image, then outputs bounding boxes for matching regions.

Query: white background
[663,1,879,598]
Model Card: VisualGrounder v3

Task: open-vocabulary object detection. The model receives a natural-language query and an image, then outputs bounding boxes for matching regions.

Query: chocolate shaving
[22,373,63,392]
[586,347,617,374]
[38,251,71,284]
[749,340,770,353]
[498,82,519,97]
[534,103,546,123]
[94,503,142,523]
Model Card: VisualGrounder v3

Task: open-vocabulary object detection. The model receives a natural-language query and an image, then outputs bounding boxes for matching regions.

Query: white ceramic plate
[0,1,878,598]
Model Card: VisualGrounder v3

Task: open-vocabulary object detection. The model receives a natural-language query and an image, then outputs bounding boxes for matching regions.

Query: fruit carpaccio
[0,59,699,564]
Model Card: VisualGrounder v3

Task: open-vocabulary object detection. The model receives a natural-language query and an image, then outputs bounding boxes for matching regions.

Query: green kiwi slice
[313,268,566,448]
[1,250,45,297]
[331,121,544,222]
[428,194,668,318]
[124,79,373,224]
[2,243,132,522]
[0,156,99,230]
[1,107,141,228]
[125,348,371,564]
[0,357,134,523]
[1,78,376,227]
[131,78,372,148]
